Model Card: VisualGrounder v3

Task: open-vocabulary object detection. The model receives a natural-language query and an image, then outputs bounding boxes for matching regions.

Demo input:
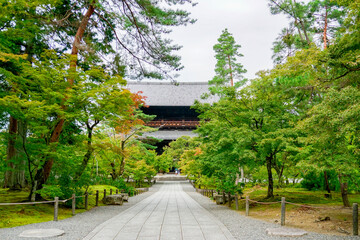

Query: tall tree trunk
[119,156,126,177]
[338,174,350,207]
[323,5,328,49]
[110,162,117,180]
[15,120,26,189]
[276,165,284,188]
[31,5,95,199]
[5,45,34,191]
[227,55,234,87]
[324,171,331,193]
[4,117,26,190]
[119,140,126,177]
[74,129,93,181]
[74,121,99,181]
[4,116,18,189]
[266,155,274,198]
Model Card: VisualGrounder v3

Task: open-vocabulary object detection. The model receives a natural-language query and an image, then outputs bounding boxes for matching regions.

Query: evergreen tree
[269,0,345,63]
[209,29,246,94]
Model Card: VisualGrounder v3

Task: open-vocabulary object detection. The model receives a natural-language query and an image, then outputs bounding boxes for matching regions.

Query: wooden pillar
[353,203,358,236]
[85,192,88,210]
[235,194,239,210]
[228,193,231,207]
[245,196,249,216]
[72,194,76,215]
[281,197,286,226]
[54,197,59,221]
[95,190,99,206]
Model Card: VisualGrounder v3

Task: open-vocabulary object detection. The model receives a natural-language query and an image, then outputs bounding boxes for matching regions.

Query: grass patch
[0,204,77,228]
[0,184,123,228]
[88,185,119,194]
[243,186,360,206]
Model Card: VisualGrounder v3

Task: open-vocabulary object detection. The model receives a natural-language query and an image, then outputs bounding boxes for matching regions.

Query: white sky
[168,0,289,82]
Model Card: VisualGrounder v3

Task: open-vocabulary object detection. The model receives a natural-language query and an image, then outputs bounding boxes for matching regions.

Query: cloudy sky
[168,0,289,82]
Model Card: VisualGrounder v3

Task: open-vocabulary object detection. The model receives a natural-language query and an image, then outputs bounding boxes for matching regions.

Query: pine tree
[209,29,246,92]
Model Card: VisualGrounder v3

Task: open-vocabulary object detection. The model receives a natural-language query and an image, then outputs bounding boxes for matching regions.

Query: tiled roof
[126,81,218,106]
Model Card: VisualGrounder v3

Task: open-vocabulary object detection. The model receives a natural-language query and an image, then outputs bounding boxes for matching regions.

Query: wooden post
[72,194,76,216]
[235,194,239,210]
[104,189,106,199]
[110,189,112,195]
[95,190,99,206]
[228,193,231,207]
[246,196,249,216]
[281,197,286,226]
[54,197,59,221]
[85,192,88,210]
[116,189,119,194]
[353,203,358,236]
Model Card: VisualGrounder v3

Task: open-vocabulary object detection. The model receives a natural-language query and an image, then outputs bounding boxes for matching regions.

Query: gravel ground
[0,186,159,240]
[181,182,357,240]
[0,182,358,240]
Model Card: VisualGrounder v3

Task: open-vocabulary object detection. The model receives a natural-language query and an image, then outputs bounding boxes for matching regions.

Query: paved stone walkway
[83,182,235,240]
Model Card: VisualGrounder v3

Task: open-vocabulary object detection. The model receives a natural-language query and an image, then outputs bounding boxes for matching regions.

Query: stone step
[154,174,188,181]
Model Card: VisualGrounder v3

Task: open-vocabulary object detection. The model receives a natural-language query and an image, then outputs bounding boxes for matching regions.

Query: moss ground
[227,186,360,236]
[0,185,121,228]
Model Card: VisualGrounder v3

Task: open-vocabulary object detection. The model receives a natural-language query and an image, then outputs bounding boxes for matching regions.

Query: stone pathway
[83,182,235,240]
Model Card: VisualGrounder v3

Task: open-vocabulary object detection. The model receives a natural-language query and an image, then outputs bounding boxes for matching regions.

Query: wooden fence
[195,187,359,236]
[0,187,149,221]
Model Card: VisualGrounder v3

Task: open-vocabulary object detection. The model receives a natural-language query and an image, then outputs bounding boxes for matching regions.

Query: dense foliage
[0,0,195,199]
[2,0,360,210]
[163,0,360,207]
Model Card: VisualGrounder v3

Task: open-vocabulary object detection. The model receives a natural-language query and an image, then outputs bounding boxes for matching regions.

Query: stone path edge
[181,190,234,240]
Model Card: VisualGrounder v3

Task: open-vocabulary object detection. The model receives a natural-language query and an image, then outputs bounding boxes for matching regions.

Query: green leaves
[209,29,247,93]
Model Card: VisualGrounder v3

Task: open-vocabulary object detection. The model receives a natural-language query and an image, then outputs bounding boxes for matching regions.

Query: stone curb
[266,227,308,237]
